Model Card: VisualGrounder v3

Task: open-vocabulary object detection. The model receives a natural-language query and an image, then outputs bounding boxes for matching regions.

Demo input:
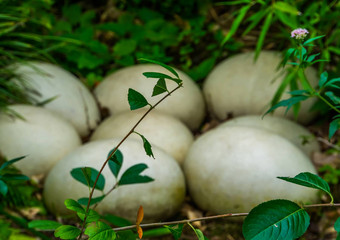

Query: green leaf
[164,224,184,240]
[282,48,296,67]
[273,2,300,15]
[143,72,179,83]
[335,217,340,240]
[319,71,328,88]
[0,180,8,196]
[278,172,333,202]
[127,88,149,110]
[324,77,340,88]
[303,35,325,46]
[70,167,105,191]
[113,39,137,56]
[28,220,62,230]
[329,117,340,139]
[84,221,116,240]
[138,134,154,158]
[152,78,168,96]
[194,228,206,240]
[77,209,101,223]
[138,58,179,78]
[325,91,340,104]
[0,156,26,170]
[242,199,310,240]
[64,199,85,214]
[265,95,309,116]
[78,195,105,207]
[254,12,273,60]
[108,149,123,178]
[222,4,251,45]
[1,174,29,181]
[242,9,268,36]
[54,225,81,239]
[118,164,154,186]
[270,70,296,107]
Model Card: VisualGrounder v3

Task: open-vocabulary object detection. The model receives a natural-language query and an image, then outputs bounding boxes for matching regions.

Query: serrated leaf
[70,167,105,191]
[152,78,168,96]
[64,199,85,214]
[84,221,116,240]
[254,12,273,60]
[278,172,333,202]
[0,180,8,196]
[329,117,340,139]
[243,199,310,240]
[128,88,149,110]
[118,164,154,186]
[0,156,26,170]
[77,209,100,223]
[54,225,81,239]
[319,71,328,88]
[28,220,62,230]
[164,224,184,240]
[78,195,105,207]
[139,58,179,78]
[303,35,325,45]
[139,134,154,158]
[108,149,123,178]
[222,4,251,45]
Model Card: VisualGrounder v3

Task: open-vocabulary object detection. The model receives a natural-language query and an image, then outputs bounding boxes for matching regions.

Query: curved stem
[77,83,183,239]
[315,92,340,114]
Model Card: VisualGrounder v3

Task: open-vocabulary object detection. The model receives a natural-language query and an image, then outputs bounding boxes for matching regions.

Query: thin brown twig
[77,83,183,239]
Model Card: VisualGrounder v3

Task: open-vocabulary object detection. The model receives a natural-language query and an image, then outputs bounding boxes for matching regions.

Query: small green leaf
[243,199,310,240]
[118,164,154,186]
[319,71,328,88]
[108,149,123,178]
[138,58,179,78]
[325,91,340,104]
[70,167,105,191]
[329,117,340,140]
[335,217,340,240]
[113,39,137,57]
[278,172,333,203]
[28,220,62,230]
[273,2,300,15]
[222,4,251,45]
[254,11,273,60]
[128,88,149,110]
[0,180,8,196]
[324,77,340,88]
[54,225,81,239]
[265,95,309,116]
[85,221,116,240]
[194,228,206,240]
[152,78,168,96]
[78,195,105,207]
[303,35,325,45]
[164,224,184,240]
[64,199,85,214]
[0,156,26,170]
[138,134,154,158]
[143,72,181,85]
[1,174,29,181]
[77,209,101,223]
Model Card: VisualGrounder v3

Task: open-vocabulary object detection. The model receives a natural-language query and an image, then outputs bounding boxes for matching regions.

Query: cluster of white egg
[0,50,321,221]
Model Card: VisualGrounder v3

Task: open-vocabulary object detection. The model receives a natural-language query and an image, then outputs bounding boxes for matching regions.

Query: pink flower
[291,28,309,40]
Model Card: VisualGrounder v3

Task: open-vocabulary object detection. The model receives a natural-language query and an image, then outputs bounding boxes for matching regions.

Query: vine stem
[111,202,340,232]
[77,83,183,239]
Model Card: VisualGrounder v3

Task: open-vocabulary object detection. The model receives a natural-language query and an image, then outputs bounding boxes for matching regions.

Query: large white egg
[0,105,81,177]
[218,115,320,157]
[203,51,318,123]
[90,110,194,165]
[11,62,100,137]
[94,64,205,130]
[184,126,318,214]
[44,139,186,222]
